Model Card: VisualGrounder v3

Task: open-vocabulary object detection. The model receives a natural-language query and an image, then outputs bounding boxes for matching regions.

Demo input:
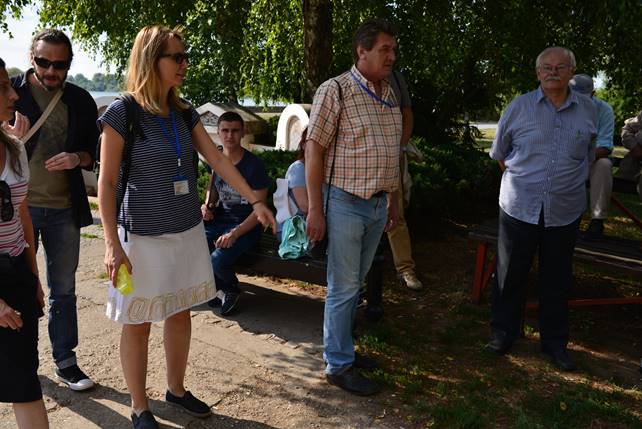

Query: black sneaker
[131,410,159,429]
[221,291,240,316]
[207,290,223,308]
[326,366,381,396]
[55,364,95,391]
[165,390,211,418]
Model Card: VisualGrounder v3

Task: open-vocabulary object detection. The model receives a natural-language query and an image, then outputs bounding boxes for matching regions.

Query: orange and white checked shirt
[307,66,402,199]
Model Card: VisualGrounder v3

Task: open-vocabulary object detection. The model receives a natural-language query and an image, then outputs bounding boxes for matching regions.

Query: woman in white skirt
[97,25,275,429]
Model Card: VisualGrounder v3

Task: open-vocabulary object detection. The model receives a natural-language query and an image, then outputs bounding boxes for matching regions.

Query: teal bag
[278,215,310,259]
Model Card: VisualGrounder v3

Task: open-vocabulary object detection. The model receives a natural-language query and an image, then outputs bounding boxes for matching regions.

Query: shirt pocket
[561,127,591,161]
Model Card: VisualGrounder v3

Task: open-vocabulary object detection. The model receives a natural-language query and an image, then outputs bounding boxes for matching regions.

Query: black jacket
[11,70,98,228]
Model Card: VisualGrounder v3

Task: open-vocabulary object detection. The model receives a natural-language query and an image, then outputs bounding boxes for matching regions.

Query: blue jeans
[29,206,80,369]
[204,221,261,293]
[324,186,387,374]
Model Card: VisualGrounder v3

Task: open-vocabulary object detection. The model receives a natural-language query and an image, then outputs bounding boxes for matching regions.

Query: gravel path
[0,221,404,429]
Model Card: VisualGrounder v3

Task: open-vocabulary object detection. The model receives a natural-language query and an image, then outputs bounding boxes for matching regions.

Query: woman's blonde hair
[125,25,188,114]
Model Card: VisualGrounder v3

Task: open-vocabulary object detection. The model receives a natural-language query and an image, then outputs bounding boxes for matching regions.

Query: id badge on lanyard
[173,173,189,195]
[156,112,190,196]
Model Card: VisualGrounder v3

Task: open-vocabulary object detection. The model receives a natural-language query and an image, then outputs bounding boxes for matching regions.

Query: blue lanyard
[155,111,182,169]
[350,71,396,108]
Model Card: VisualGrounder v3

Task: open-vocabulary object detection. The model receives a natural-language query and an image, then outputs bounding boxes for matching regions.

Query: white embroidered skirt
[106,222,216,324]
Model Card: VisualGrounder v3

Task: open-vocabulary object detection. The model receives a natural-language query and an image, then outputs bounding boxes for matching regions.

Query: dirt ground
[0,219,407,429]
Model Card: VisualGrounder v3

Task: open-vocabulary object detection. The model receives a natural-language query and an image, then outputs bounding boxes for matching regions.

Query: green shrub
[406,137,500,223]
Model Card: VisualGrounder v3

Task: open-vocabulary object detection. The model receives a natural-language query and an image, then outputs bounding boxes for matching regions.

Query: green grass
[89,201,99,211]
[80,232,100,239]
[352,241,642,429]
[479,128,496,140]
[516,385,642,429]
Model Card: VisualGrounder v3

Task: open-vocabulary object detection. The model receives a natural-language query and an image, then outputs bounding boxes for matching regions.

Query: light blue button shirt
[490,87,597,227]
[592,96,614,151]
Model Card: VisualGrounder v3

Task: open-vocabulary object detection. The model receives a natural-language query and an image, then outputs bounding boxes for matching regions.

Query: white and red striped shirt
[0,136,30,257]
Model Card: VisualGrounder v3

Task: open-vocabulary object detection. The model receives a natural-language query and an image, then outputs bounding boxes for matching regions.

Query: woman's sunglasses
[33,57,72,71]
[159,52,190,65]
[0,181,14,222]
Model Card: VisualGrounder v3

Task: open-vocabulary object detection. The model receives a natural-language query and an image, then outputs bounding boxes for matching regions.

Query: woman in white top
[0,57,48,429]
[98,26,275,429]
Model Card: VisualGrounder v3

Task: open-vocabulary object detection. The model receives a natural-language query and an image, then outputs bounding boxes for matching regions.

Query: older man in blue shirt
[486,47,596,371]
[569,74,615,237]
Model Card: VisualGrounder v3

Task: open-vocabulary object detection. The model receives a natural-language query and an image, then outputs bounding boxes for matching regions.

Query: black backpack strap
[179,106,200,175]
[116,93,143,242]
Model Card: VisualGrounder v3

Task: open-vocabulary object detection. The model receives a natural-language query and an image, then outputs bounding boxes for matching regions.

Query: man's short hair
[218,111,244,127]
[31,28,74,60]
[352,18,397,63]
[535,46,576,69]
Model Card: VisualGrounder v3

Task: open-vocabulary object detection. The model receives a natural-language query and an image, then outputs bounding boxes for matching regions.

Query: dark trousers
[491,208,580,350]
[204,221,261,293]
[0,252,43,402]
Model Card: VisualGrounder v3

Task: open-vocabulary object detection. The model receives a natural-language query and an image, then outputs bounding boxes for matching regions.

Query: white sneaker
[402,271,423,291]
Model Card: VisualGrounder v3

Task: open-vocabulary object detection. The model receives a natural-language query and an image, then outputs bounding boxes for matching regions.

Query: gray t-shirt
[27,81,72,208]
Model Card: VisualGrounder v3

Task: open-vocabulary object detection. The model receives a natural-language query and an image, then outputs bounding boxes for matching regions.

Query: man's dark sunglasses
[33,57,72,70]
[0,181,14,222]
[159,52,189,64]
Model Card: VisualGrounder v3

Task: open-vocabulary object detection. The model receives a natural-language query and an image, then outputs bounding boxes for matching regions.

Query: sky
[0,4,110,77]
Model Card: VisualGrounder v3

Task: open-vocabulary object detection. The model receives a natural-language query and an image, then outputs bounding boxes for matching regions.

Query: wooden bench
[469,221,642,308]
[235,233,386,320]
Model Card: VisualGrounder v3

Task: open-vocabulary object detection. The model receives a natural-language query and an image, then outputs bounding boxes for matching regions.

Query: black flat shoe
[326,366,381,396]
[131,410,159,429]
[166,390,212,418]
[542,347,577,372]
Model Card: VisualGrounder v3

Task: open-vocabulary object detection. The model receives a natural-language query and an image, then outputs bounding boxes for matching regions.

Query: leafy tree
[6,66,23,77]
[4,0,642,143]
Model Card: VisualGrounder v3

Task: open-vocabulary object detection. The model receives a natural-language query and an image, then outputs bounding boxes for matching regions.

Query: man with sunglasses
[486,47,596,372]
[8,28,98,391]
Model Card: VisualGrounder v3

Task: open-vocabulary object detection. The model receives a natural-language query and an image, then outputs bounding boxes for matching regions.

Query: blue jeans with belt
[324,185,387,375]
[29,206,80,369]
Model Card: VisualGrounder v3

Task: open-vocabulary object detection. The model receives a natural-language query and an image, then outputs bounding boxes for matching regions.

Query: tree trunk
[302,0,332,103]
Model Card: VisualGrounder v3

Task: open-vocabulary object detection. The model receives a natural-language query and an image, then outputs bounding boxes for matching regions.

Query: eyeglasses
[538,64,570,74]
[33,57,72,71]
[159,52,189,65]
[0,181,14,222]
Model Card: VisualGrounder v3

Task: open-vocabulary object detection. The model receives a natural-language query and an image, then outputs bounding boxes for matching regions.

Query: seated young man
[202,112,270,315]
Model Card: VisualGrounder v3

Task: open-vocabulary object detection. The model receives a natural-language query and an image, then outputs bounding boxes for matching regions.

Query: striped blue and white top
[98,99,202,236]
[490,87,597,227]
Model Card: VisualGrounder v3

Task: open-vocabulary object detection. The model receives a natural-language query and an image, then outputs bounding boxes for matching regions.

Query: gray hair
[535,47,576,69]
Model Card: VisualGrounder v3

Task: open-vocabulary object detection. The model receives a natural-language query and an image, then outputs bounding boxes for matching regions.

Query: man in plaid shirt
[305,18,401,396]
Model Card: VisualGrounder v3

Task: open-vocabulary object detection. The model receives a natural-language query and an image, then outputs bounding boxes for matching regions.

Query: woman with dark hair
[98,26,275,428]
[0,57,48,428]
